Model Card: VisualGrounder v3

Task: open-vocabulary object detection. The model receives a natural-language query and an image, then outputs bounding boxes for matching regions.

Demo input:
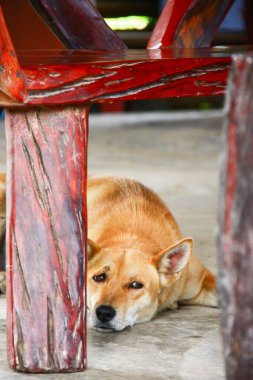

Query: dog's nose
[96,305,116,323]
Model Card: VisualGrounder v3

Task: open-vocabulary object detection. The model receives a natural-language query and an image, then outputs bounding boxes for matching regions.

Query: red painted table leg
[218,54,253,379]
[5,105,88,372]
[0,5,27,103]
[147,0,234,49]
[28,0,126,50]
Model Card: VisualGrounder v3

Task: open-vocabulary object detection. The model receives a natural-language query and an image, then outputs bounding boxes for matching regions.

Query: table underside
[0,48,240,106]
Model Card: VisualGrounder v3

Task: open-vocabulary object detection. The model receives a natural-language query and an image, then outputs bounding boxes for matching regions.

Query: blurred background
[96,0,245,46]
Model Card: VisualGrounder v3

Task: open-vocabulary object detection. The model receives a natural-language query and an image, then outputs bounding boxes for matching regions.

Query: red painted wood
[148,0,192,49]
[5,106,88,372]
[22,49,230,104]
[24,57,230,105]
[0,6,26,102]
[28,0,126,50]
[148,0,235,49]
[0,48,233,106]
[218,53,253,379]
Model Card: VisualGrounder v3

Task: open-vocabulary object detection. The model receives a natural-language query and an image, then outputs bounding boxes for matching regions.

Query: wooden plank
[3,48,232,107]
[29,0,126,50]
[148,0,235,49]
[5,105,88,372]
[218,53,253,379]
[24,57,229,105]
[0,44,249,107]
[0,6,27,102]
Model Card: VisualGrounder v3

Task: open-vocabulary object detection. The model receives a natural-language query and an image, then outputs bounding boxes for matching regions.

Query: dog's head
[87,237,193,332]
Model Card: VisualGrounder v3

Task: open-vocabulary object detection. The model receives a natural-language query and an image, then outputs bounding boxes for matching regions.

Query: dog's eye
[92,273,106,283]
[129,281,144,290]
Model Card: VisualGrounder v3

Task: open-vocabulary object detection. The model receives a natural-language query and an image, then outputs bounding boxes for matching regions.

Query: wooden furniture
[0,0,244,375]
[218,53,253,380]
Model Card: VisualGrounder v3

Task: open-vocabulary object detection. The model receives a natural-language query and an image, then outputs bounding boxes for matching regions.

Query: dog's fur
[0,173,6,293]
[0,174,216,331]
[87,176,217,331]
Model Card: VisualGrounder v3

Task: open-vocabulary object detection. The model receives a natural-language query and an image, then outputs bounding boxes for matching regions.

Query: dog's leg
[0,271,6,294]
[181,270,217,307]
[0,217,5,269]
[0,215,6,294]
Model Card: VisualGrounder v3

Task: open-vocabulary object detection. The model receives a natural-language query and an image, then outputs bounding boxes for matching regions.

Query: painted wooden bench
[0,0,251,377]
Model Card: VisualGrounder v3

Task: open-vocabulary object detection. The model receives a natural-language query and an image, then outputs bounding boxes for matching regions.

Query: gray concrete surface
[0,112,225,379]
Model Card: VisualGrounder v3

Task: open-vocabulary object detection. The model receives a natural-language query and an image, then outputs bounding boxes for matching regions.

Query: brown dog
[0,173,6,294]
[0,174,216,331]
[87,176,216,331]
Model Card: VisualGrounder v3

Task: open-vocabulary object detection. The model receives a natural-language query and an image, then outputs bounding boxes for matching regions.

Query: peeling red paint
[5,106,88,372]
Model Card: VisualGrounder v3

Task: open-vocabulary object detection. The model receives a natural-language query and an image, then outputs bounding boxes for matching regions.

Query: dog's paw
[0,271,6,294]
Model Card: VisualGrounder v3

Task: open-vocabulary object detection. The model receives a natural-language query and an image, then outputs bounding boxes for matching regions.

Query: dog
[87,176,217,332]
[0,174,217,331]
[0,173,6,294]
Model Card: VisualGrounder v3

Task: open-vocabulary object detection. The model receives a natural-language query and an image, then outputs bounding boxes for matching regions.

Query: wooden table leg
[218,54,253,379]
[5,105,88,373]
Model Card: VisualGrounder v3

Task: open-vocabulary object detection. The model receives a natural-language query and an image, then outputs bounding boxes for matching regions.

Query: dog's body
[87,176,216,331]
[0,173,6,293]
[0,173,216,331]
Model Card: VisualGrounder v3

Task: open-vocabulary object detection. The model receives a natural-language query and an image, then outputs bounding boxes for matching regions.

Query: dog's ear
[154,238,193,280]
[87,239,101,260]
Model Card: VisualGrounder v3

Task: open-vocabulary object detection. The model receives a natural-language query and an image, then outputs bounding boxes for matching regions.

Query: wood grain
[5,105,88,372]
[218,53,253,379]
[0,48,231,107]
[148,0,235,49]
[29,0,126,50]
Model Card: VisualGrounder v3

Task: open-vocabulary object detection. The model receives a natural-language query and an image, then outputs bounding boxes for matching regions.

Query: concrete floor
[0,111,225,379]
